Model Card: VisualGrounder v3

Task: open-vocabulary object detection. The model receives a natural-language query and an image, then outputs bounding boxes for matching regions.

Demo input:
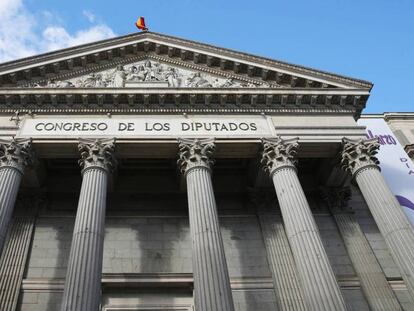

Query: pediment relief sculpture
[34,60,272,89]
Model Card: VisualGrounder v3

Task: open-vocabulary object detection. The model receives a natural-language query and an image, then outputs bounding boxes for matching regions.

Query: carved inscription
[18,116,273,138]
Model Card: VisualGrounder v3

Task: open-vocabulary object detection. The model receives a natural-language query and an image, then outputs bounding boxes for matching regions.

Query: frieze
[32,60,272,89]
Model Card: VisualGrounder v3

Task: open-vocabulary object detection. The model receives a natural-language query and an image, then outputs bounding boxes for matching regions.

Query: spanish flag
[135,17,147,31]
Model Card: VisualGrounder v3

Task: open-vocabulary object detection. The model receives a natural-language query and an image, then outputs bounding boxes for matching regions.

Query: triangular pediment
[0,31,372,90]
[0,32,373,117]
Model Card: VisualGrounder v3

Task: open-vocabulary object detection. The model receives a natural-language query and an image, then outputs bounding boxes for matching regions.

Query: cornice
[0,88,368,117]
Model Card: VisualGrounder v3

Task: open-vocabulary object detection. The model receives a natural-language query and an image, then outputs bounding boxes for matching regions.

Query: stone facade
[0,31,413,311]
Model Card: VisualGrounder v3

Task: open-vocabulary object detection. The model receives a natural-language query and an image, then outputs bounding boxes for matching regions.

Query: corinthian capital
[78,138,117,173]
[177,138,215,174]
[341,138,380,177]
[261,137,299,176]
[0,138,34,173]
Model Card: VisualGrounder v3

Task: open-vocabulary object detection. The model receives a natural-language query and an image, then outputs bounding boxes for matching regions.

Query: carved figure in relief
[39,59,272,89]
[139,60,161,81]
[212,78,222,88]
[164,67,180,87]
[48,79,75,88]
[241,81,257,88]
[185,72,212,87]
[126,65,145,82]
[77,73,105,87]
[112,65,126,87]
[221,78,237,88]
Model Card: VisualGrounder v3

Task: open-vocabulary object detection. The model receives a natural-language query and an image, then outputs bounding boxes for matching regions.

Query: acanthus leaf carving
[341,138,380,177]
[0,138,34,173]
[177,138,215,174]
[261,137,299,175]
[78,138,117,173]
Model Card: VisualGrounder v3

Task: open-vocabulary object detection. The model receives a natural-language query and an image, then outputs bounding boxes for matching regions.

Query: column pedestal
[262,137,347,311]
[60,139,116,311]
[178,138,235,311]
[342,138,414,301]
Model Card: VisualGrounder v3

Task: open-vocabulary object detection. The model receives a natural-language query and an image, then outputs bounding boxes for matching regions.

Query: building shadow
[43,193,76,311]
[218,192,277,311]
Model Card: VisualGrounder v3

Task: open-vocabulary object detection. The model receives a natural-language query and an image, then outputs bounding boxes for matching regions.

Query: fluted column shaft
[178,138,235,311]
[333,210,402,310]
[61,138,116,311]
[341,138,414,301]
[0,196,37,311]
[0,168,22,254]
[0,138,33,254]
[272,169,346,310]
[258,211,307,311]
[262,137,347,311]
[357,168,414,298]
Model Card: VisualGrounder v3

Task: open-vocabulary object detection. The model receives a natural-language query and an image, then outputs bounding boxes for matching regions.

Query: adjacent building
[383,113,414,161]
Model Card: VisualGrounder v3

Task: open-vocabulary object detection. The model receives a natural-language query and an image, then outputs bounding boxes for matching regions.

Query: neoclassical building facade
[0,32,413,310]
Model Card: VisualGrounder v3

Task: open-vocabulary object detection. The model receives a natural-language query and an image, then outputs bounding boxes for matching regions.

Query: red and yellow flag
[135,17,147,31]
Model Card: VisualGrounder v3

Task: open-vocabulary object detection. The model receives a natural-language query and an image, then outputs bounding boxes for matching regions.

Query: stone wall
[17,191,414,310]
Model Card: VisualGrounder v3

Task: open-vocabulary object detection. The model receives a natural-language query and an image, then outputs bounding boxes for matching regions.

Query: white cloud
[0,0,116,63]
[82,10,96,23]
[42,25,116,51]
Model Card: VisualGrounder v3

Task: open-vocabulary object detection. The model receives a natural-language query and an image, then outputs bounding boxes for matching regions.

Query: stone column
[261,137,347,311]
[250,189,306,310]
[322,186,402,311]
[0,195,39,311]
[258,212,307,310]
[341,138,414,300]
[60,138,116,311]
[0,138,33,254]
[178,138,235,311]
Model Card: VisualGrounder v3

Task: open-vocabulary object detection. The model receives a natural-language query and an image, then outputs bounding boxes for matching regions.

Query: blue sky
[1,0,413,113]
